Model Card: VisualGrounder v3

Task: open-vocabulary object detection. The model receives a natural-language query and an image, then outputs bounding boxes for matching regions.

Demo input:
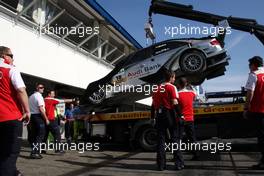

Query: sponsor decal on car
[128,69,143,78]
[128,64,161,78]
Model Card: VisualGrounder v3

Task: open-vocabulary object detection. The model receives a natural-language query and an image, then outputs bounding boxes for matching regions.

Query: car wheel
[180,51,206,74]
[88,86,106,104]
[138,126,157,151]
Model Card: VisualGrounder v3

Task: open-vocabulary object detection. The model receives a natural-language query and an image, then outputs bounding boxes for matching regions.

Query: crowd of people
[27,85,81,159]
[1,45,264,176]
[0,45,85,176]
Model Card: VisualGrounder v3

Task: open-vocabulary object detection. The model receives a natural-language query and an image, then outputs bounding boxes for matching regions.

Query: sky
[96,0,264,93]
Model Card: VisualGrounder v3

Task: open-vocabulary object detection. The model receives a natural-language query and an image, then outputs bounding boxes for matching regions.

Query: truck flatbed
[77,103,244,122]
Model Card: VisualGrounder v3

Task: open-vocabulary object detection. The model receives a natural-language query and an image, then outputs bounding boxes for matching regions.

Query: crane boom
[149,0,264,45]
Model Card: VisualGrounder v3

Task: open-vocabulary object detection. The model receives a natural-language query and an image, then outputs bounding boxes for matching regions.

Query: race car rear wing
[149,0,264,46]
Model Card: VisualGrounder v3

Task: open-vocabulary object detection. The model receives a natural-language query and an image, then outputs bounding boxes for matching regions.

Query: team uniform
[178,88,197,122]
[152,82,184,169]
[178,87,198,158]
[151,84,162,119]
[245,67,264,163]
[0,58,25,176]
[44,97,63,150]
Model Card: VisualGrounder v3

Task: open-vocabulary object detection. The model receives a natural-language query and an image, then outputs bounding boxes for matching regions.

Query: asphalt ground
[17,139,264,176]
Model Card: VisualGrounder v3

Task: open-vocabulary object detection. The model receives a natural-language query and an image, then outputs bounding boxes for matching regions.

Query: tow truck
[78,89,252,151]
[78,1,264,151]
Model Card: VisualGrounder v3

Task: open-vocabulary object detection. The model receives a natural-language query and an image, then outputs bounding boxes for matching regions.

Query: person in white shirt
[28,83,49,159]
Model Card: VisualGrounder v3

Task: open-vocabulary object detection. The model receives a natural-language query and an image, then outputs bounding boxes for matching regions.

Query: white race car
[83,36,230,105]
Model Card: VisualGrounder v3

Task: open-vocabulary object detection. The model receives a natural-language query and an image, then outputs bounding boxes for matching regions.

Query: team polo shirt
[245,67,264,113]
[152,84,162,109]
[0,59,25,122]
[44,96,62,120]
[159,82,179,110]
[178,88,197,121]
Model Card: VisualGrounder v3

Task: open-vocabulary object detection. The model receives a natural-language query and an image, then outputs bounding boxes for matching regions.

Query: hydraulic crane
[148,0,264,45]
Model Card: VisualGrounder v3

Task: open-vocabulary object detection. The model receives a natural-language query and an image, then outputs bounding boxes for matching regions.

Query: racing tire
[180,50,206,74]
[88,86,106,105]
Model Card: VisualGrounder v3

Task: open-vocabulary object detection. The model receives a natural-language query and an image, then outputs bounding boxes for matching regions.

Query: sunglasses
[38,87,44,89]
[5,54,13,59]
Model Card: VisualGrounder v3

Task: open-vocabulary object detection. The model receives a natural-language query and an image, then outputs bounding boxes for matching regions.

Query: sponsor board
[86,104,244,122]
[89,111,150,122]
[194,103,244,115]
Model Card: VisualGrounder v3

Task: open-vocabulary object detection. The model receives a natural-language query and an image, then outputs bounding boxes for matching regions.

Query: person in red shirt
[177,77,199,160]
[0,46,30,176]
[44,90,74,153]
[152,70,184,171]
[244,56,264,169]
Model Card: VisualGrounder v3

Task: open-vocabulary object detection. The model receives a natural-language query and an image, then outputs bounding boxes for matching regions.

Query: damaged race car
[83,36,230,105]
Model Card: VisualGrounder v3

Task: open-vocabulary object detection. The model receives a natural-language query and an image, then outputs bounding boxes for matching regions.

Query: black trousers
[156,108,184,167]
[43,119,61,147]
[184,121,199,156]
[0,120,22,176]
[249,113,264,163]
[28,114,46,154]
[65,120,74,140]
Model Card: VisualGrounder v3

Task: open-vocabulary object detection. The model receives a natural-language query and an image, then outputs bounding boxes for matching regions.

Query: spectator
[29,83,49,159]
[65,103,75,143]
[72,100,85,142]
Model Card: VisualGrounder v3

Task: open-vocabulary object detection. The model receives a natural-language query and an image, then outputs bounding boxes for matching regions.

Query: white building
[0,0,142,97]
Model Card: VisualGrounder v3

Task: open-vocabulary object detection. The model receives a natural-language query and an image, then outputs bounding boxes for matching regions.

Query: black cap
[249,56,263,67]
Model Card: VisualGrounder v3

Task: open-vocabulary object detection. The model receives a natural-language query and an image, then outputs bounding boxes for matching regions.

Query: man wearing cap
[244,56,264,169]
[0,46,30,176]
